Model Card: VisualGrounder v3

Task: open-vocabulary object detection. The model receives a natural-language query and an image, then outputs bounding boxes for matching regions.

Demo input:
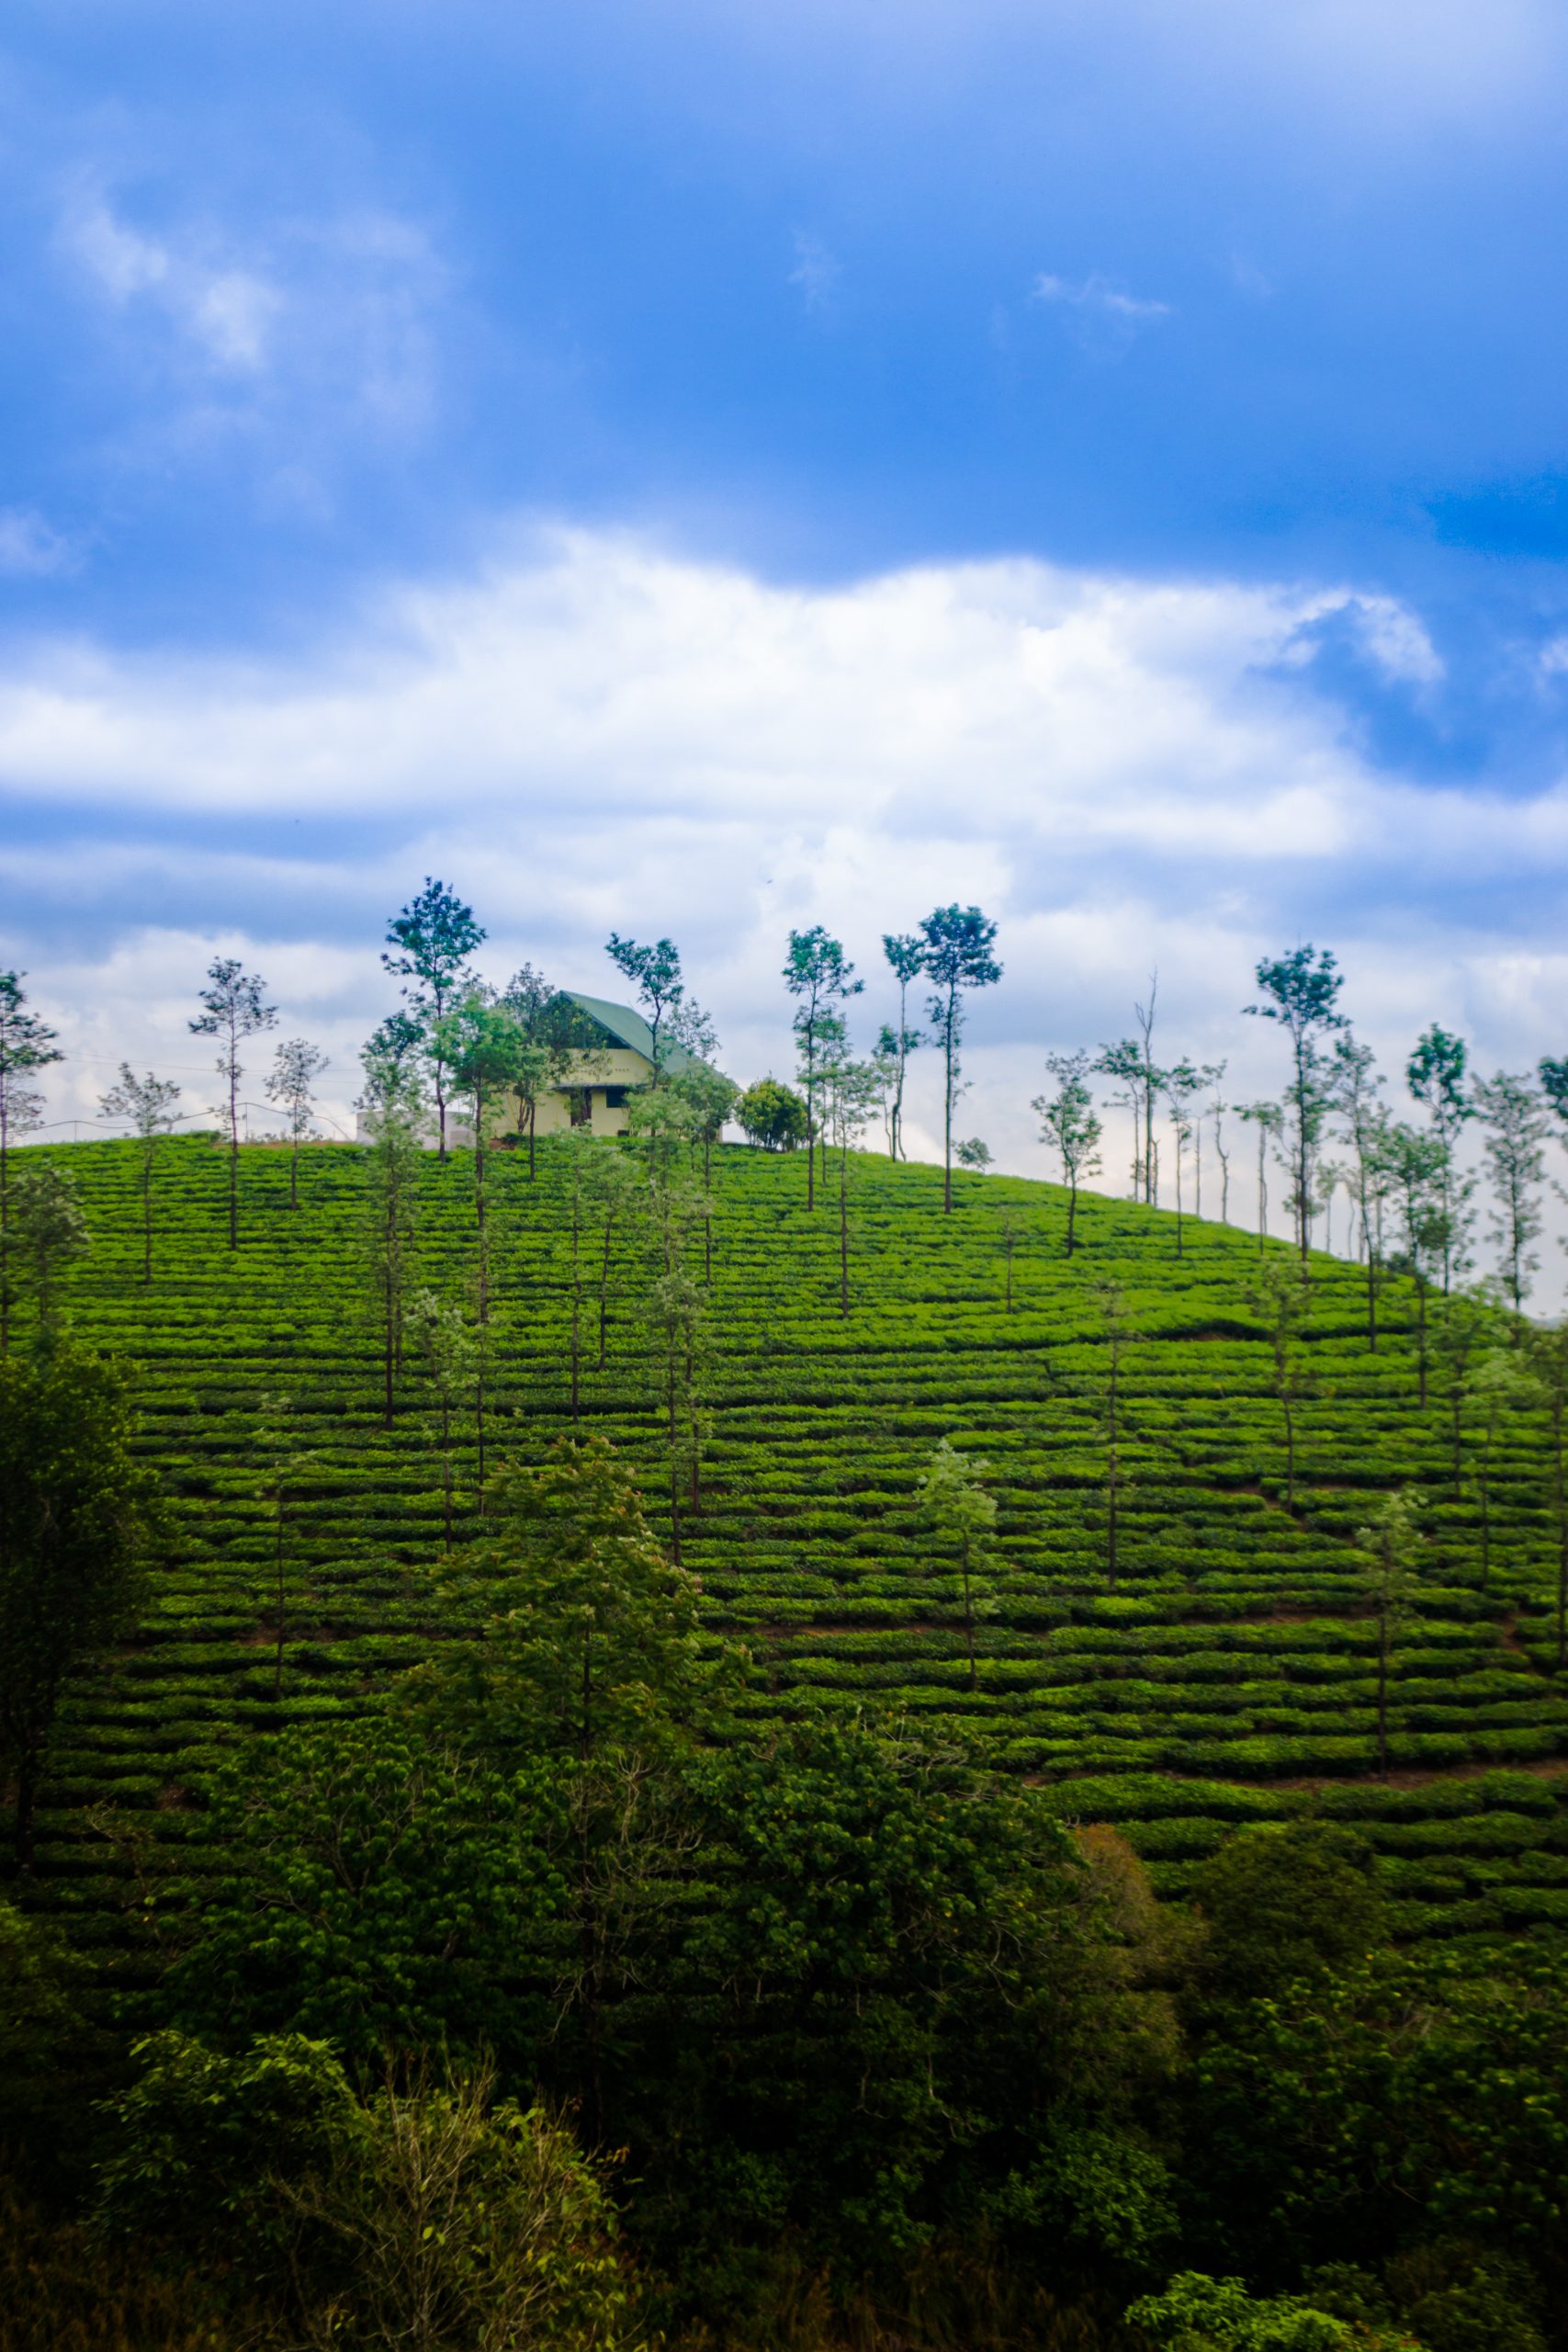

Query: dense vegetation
[3,1125,1567,2350]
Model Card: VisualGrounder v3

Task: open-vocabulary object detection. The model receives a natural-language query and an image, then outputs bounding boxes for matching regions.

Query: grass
[13,1130,1568,1980]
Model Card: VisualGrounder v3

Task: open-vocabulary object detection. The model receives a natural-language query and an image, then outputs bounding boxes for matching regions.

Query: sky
[5,0,1568,1263]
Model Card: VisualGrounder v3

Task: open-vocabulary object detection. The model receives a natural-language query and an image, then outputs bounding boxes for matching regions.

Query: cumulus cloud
[3,527,1564,1283]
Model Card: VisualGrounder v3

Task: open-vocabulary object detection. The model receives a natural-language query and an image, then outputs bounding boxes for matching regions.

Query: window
[604,1086,627,1109]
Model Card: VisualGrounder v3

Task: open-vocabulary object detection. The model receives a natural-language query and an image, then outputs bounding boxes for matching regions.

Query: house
[518,991,701,1139]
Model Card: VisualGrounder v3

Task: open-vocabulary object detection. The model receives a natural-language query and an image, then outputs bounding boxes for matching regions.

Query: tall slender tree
[99,1065,182,1284]
[1357,1488,1422,1779]
[818,1042,881,1315]
[1247,1259,1312,1510]
[879,933,926,1161]
[1245,944,1348,1266]
[383,879,486,1159]
[1472,1070,1550,1325]
[7,1162,91,1345]
[408,1289,481,1550]
[1236,1100,1285,1252]
[1094,1040,1148,1201]
[605,933,684,1081]
[918,904,1001,1215]
[1329,1036,1389,1351]
[357,1039,430,1429]
[1378,1122,1449,1408]
[1160,1057,1206,1257]
[916,1438,998,1690]
[188,956,277,1249]
[265,1038,328,1207]
[1090,1277,1136,1589]
[0,975,62,1351]
[784,928,863,1210]
[435,990,531,1324]
[1032,1051,1102,1256]
[1408,1023,1475,1293]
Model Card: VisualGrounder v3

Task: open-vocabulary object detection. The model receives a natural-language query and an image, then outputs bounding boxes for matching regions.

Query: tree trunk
[1066,1182,1077,1258]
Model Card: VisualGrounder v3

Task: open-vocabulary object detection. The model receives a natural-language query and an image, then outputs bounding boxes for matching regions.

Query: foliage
[0,1343,163,1868]
[1188,1824,1384,1998]
[189,956,277,1247]
[918,903,1002,1213]
[1124,2270,1375,2349]
[738,1076,808,1151]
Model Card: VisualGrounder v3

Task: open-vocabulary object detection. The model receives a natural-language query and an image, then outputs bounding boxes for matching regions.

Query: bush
[736,1079,807,1152]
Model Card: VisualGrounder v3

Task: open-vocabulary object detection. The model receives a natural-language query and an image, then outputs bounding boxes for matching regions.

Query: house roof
[563,991,701,1072]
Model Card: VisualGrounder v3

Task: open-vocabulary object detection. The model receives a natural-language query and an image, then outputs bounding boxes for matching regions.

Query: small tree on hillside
[1428,1288,1501,1499]
[880,933,926,1161]
[409,1290,481,1550]
[1246,944,1348,1266]
[1032,1051,1102,1256]
[1209,1078,1232,1223]
[382,879,486,1159]
[1471,1345,1535,1590]
[1236,1100,1285,1253]
[953,1136,991,1170]
[434,992,531,1324]
[784,928,863,1211]
[1356,1488,1423,1779]
[1377,1121,1449,1408]
[1472,1070,1551,1326]
[1247,1259,1312,1510]
[605,933,684,1081]
[818,1046,882,1316]
[1408,1023,1476,1293]
[919,904,1002,1215]
[357,1042,430,1429]
[0,1344,163,1868]
[1095,1039,1148,1201]
[1160,1057,1206,1256]
[188,956,277,1250]
[1524,1326,1568,1670]
[7,1162,92,1345]
[737,1078,807,1153]
[0,975,62,1351]
[501,966,599,1181]
[1329,1035,1389,1349]
[265,1038,328,1208]
[917,1437,998,1690]
[98,1065,182,1284]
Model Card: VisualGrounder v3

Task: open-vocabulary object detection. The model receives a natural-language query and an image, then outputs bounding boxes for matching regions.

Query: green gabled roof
[563,991,699,1072]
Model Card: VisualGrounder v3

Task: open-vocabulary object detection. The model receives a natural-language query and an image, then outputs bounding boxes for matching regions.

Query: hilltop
[15,1131,1568,1970]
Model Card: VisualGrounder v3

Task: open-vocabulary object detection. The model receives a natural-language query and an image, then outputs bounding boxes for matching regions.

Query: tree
[783,927,863,1210]
[0,1345,163,1868]
[953,1135,991,1170]
[1191,1060,1226,1220]
[916,1437,998,1688]
[1160,1057,1206,1257]
[1126,2271,1372,2350]
[188,956,278,1249]
[0,974,62,1351]
[6,1160,92,1343]
[409,1290,481,1549]
[99,1065,182,1283]
[1409,1023,1475,1292]
[641,1166,713,1560]
[1357,1488,1423,1779]
[1473,1071,1551,1323]
[880,932,926,1160]
[1429,1288,1502,1499]
[818,1046,882,1314]
[1210,1079,1233,1224]
[357,1040,430,1429]
[560,1136,639,1421]
[434,989,532,1323]
[919,904,1002,1214]
[1032,1050,1102,1256]
[1190,1823,1383,1999]
[736,1077,807,1152]
[605,933,684,1080]
[1378,1121,1450,1408]
[1096,1038,1151,1201]
[502,967,599,1181]
[383,878,486,1159]
[1237,1100,1285,1252]
[1328,1035,1389,1350]
[1247,1260,1312,1510]
[265,1038,328,1208]
[1246,944,1348,1266]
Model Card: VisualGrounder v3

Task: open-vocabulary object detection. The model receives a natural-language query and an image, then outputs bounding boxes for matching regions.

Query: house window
[570,1089,593,1127]
[604,1086,627,1109]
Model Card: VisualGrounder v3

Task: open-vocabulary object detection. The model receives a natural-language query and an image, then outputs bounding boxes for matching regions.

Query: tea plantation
[21,1132,1568,1983]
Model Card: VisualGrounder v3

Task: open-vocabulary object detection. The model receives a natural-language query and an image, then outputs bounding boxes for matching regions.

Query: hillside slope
[15,1133,1568,1967]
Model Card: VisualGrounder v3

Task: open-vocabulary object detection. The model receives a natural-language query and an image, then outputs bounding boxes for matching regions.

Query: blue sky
[5,1,1568,1248]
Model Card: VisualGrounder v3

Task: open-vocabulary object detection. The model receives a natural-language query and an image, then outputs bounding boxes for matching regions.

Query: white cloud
[789,230,842,313]
[0,508,79,578]
[63,194,280,374]
[4,527,1567,1289]
[1030,270,1172,356]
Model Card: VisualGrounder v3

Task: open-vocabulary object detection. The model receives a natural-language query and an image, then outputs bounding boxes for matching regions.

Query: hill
[14,1132,1568,1978]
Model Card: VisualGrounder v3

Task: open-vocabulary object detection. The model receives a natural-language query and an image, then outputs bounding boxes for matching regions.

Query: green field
[20,1132,1568,1976]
